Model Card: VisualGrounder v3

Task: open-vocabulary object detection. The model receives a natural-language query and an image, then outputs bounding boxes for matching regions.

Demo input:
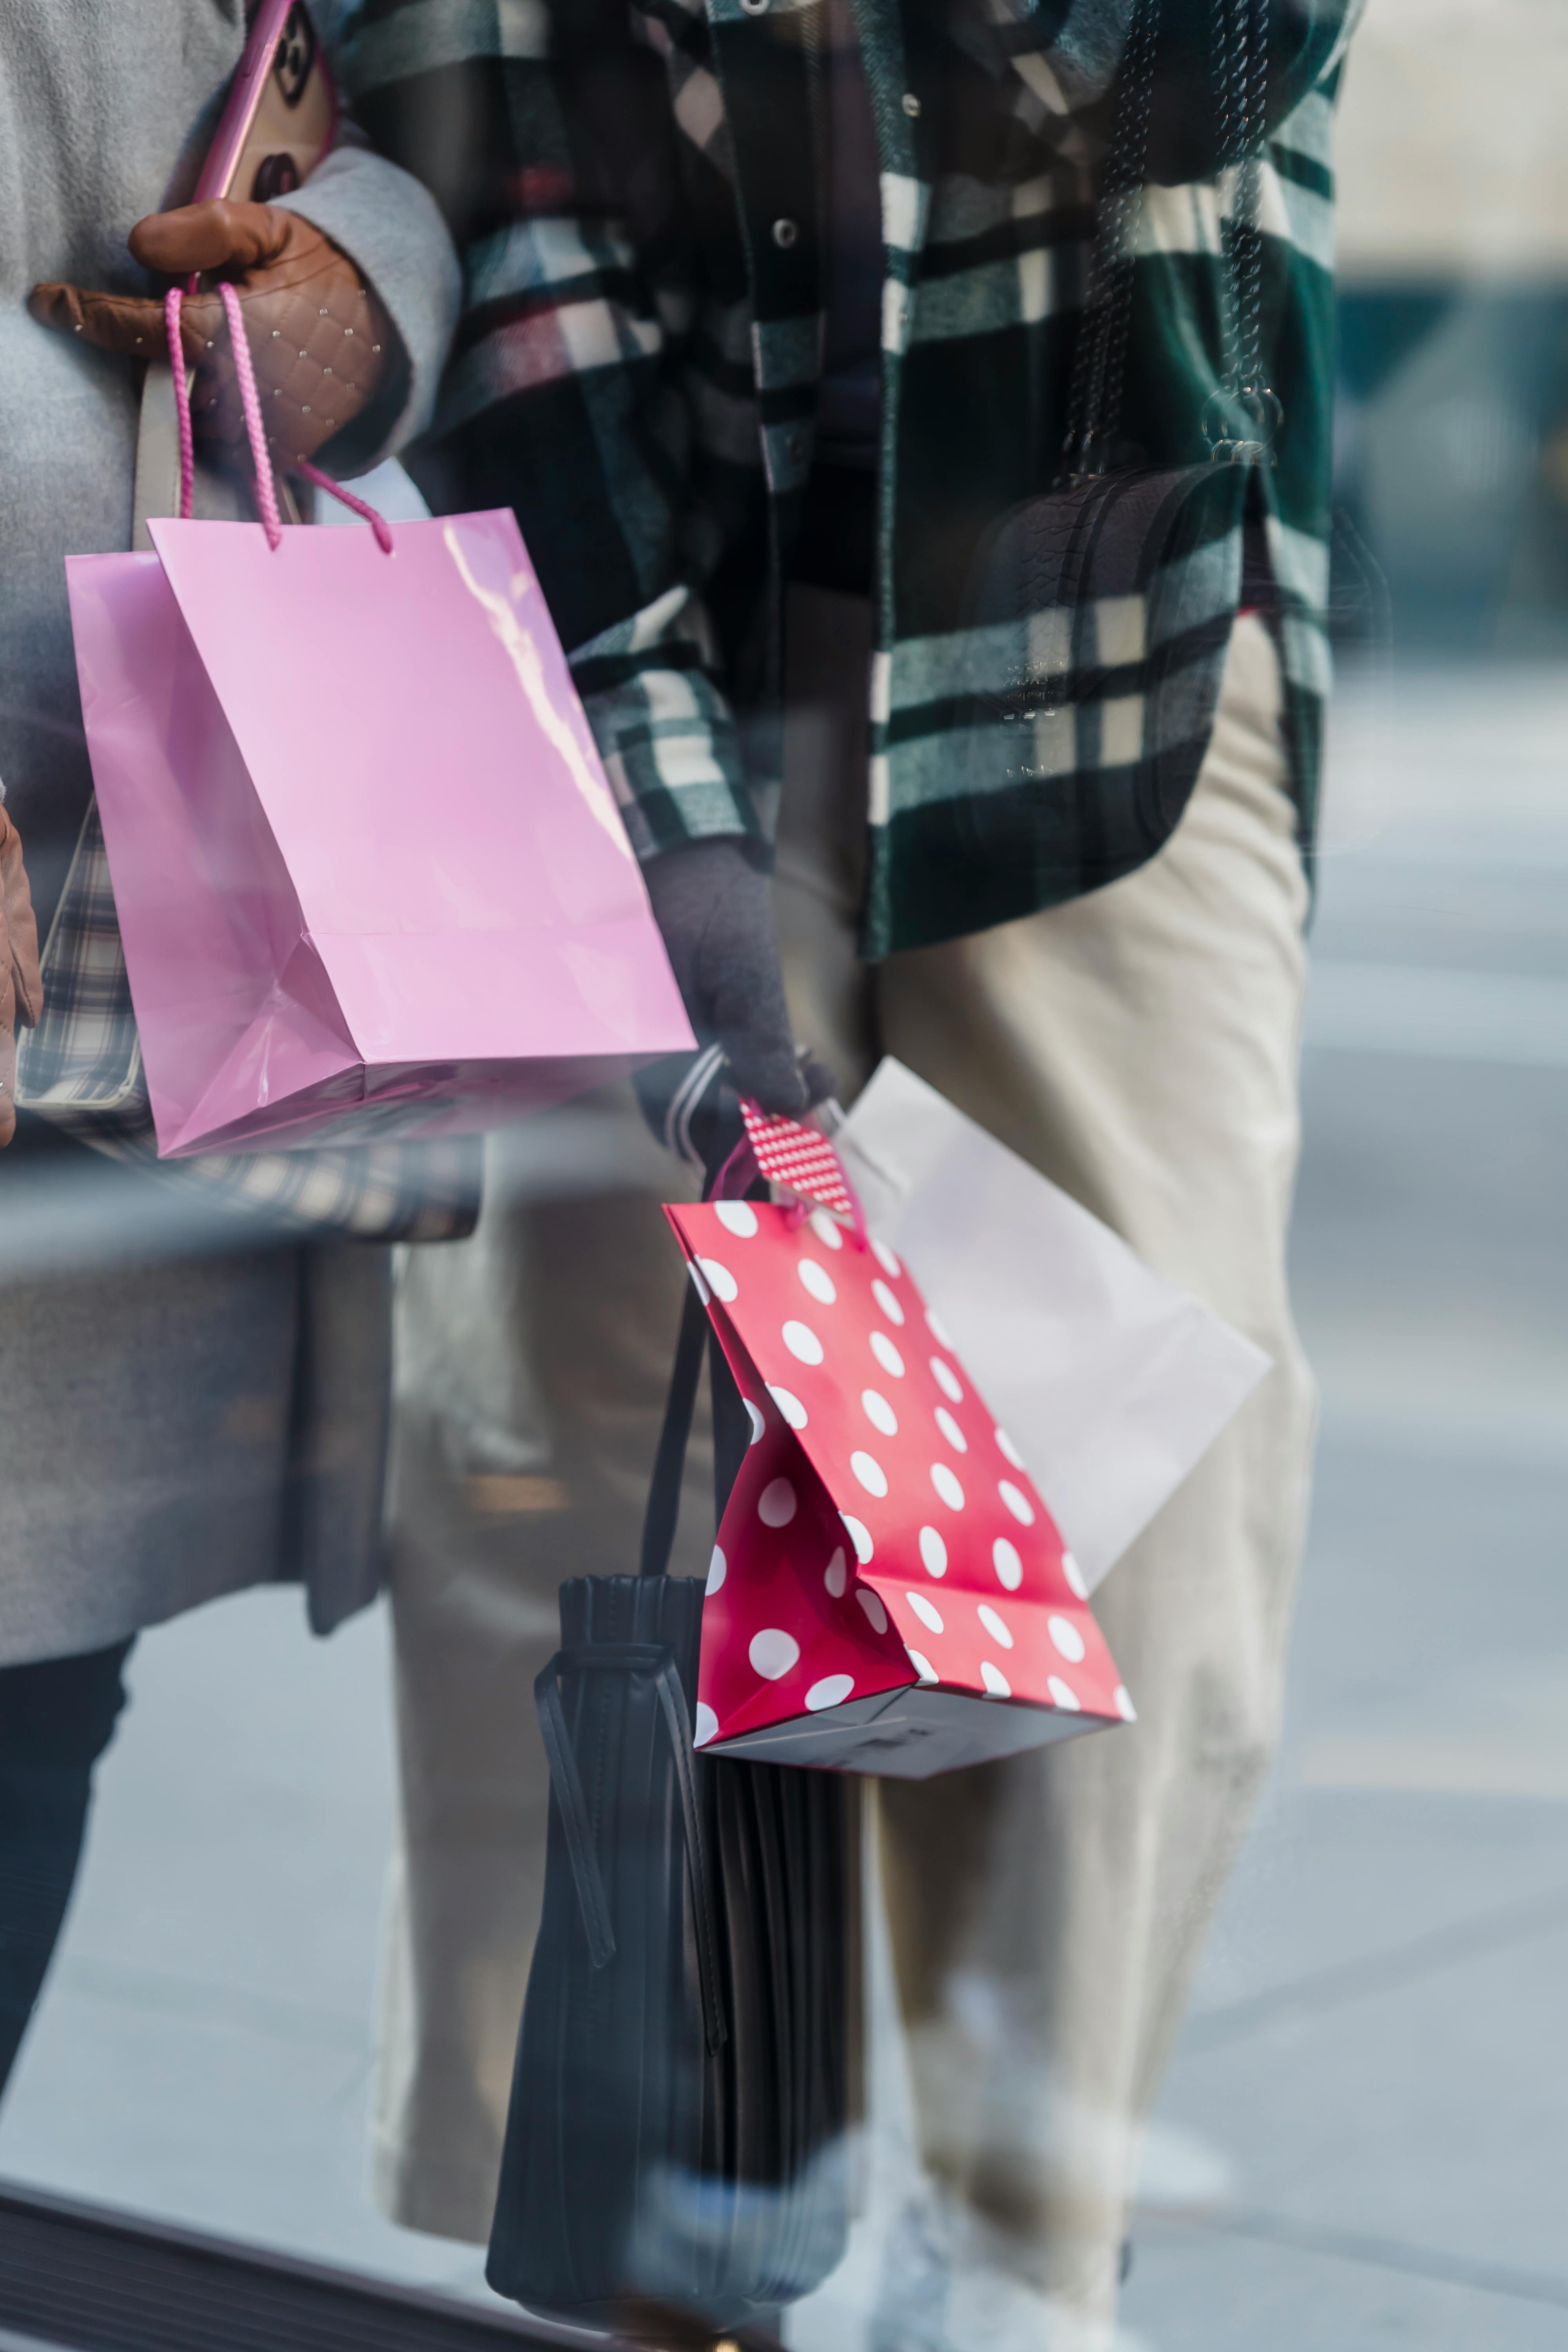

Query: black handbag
[960,0,1276,872]
[485,1262,851,2334]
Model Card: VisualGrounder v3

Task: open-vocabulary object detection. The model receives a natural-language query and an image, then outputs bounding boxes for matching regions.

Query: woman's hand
[29,199,393,468]
[1,806,43,1149]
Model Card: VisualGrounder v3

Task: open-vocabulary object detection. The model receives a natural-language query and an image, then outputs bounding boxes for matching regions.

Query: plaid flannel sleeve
[333,0,761,860]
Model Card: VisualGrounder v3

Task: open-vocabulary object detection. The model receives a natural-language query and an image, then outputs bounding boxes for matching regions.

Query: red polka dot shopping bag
[665,1115,1133,1777]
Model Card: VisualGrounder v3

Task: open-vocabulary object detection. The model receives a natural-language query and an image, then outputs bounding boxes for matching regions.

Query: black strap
[642,1646,729,2055]
[639,1134,769,1576]
[639,1278,710,1579]
[584,1139,759,2052]
[535,1641,730,2053]
[534,1659,616,1969]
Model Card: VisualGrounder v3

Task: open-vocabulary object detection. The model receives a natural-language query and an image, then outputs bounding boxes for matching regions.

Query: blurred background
[1332,0,1568,651]
[3,3,1566,2344]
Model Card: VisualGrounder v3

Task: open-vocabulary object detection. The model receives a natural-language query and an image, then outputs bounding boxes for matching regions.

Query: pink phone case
[194,0,337,206]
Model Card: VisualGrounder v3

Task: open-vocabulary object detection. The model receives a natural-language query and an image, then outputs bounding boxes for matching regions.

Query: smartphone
[149,1,338,530]
[194,0,338,206]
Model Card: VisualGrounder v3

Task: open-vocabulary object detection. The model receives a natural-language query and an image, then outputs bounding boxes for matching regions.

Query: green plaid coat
[339,0,1357,958]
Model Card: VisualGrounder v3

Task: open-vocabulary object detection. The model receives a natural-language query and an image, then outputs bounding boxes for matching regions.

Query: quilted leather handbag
[486,1174,851,2332]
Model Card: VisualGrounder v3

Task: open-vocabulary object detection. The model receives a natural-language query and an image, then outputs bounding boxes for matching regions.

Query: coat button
[771,217,799,249]
[901,91,921,117]
[740,0,771,13]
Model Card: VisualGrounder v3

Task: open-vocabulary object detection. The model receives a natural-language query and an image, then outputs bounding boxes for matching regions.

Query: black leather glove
[643,838,834,1116]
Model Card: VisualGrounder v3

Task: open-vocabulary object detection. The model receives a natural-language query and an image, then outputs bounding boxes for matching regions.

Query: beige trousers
[371,597,1314,2335]
[775,596,1314,2330]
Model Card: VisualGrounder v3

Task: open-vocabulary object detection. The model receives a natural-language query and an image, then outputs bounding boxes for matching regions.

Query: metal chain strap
[1061,0,1281,481]
[1212,0,1242,396]
[1086,0,1162,464]
[1059,0,1160,478]
[1206,0,1281,459]
[1238,0,1269,396]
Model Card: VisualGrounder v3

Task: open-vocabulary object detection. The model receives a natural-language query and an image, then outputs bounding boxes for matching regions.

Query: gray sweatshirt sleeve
[273,127,459,471]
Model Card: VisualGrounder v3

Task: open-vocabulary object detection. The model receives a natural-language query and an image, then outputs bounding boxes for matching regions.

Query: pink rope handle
[165,283,281,546]
[711,1135,759,1201]
[165,282,399,553]
[296,457,395,555]
[218,282,283,548]
[164,284,395,554]
[164,289,195,521]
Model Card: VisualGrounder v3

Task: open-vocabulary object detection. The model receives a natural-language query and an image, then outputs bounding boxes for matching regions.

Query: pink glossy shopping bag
[63,294,691,1157]
[665,1120,1132,1777]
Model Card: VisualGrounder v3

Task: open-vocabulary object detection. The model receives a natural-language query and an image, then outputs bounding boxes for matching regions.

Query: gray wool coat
[0,0,461,1668]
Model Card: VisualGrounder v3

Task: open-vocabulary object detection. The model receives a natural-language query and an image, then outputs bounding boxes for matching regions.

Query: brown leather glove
[29,200,392,469]
[0,806,43,1149]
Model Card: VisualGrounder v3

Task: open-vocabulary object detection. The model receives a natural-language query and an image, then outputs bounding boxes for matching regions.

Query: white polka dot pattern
[918,1526,947,1577]
[695,1701,719,1747]
[851,1450,888,1497]
[697,1257,737,1302]
[871,1278,905,1327]
[934,1405,967,1454]
[782,1319,824,1364]
[1047,1614,1085,1662]
[667,1196,1127,1757]
[758,1476,797,1527]
[807,1674,855,1711]
[768,1385,808,1428]
[799,1257,837,1305]
[930,1463,965,1511]
[751,1628,799,1679]
[861,1388,899,1436]
[977,1602,1013,1650]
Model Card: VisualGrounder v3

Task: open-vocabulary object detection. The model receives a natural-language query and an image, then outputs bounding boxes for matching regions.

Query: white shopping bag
[835,1060,1270,1592]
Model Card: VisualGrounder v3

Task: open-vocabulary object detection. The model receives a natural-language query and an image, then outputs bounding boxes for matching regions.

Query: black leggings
[0,1639,133,2098]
